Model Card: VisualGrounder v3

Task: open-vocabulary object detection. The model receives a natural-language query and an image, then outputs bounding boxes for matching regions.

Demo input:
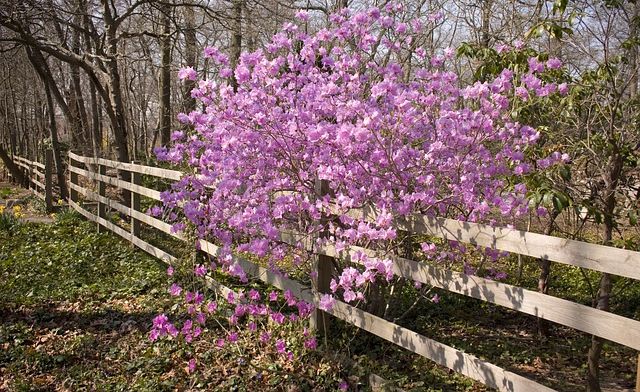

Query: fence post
[44,149,53,212]
[27,159,33,191]
[636,352,639,392]
[310,179,333,336]
[130,162,140,244]
[97,162,107,233]
[69,154,78,203]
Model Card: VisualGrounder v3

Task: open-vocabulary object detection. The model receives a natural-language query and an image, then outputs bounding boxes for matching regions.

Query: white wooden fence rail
[9,151,54,211]
[66,151,640,392]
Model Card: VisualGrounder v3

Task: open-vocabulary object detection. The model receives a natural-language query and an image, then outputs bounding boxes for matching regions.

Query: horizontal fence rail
[7,151,55,211]
[343,205,640,281]
[65,151,640,392]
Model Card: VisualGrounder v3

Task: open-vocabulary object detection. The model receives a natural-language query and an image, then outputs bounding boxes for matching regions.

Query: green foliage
[0,212,166,307]
[0,187,16,198]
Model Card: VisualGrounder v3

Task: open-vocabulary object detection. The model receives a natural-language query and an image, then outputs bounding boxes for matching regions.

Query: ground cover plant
[0,205,493,391]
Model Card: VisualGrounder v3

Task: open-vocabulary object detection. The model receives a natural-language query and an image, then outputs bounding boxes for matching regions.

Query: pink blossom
[194,264,207,277]
[428,11,443,22]
[178,66,197,81]
[275,339,286,353]
[319,294,335,311]
[515,87,529,101]
[187,359,196,373]
[528,57,545,73]
[283,289,297,306]
[558,83,569,95]
[169,283,182,296]
[228,332,238,343]
[248,289,261,301]
[185,291,194,302]
[295,10,309,21]
[421,242,436,253]
[153,7,552,360]
[444,46,455,59]
[546,58,562,70]
[304,337,318,350]
[343,289,357,303]
[495,44,509,54]
[260,332,271,343]
[203,46,218,58]
[271,312,286,324]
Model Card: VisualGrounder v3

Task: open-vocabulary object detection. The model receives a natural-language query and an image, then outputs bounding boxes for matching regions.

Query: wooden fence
[8,151,55,212]
[66,151,640,392]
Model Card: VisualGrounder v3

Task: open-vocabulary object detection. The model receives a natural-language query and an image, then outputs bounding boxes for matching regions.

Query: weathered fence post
[69,154,78,204]
[310,179,334,336]
[97,161,107,233]
[130,161,141,244]
[27,158,33,191]
[44,149,53,212]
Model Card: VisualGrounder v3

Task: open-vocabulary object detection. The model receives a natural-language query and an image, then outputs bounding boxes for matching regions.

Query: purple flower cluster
[152,278,316,361]
[149,314,178,341]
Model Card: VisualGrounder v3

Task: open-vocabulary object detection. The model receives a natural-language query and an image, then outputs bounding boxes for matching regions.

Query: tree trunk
[105,56,130,163]
[80,0,101,157]
[43,83,69,200]
[183,4,197,113]
[101,0,130,207]
[71,18,91,155]
[586,154,622,392]
[24,46,77,148]
[159,4,172,146]
[22,46,73,199]
[230,0,243,91]
[102,0,130,164]
[537,209,559,336]
[628,0,638,97]
[88,79,101,156]
[480,0,492,47]
[8,79,19,155]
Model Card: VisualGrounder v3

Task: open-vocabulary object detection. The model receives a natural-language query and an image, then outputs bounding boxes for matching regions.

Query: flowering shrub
[151,4,567,370]
[457,41,573,215]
